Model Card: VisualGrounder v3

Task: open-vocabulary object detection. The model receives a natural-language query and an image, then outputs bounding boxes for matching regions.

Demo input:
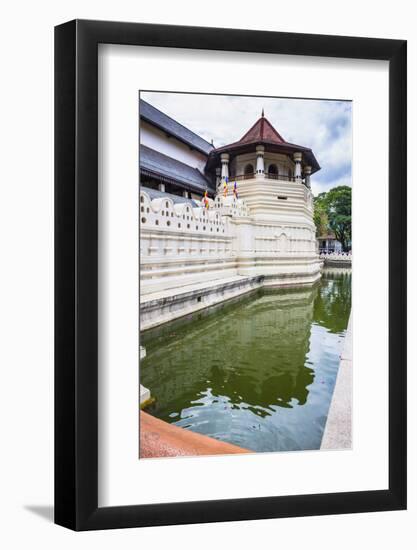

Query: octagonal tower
[207,111,321,286]
[207,111,320,222]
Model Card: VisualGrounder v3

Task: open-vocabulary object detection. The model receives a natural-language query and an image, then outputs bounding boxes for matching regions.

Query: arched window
[244,163,254,175]
[268,164,278,175]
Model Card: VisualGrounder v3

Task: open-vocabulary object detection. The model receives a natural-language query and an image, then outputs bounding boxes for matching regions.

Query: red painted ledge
[140,411,250,458]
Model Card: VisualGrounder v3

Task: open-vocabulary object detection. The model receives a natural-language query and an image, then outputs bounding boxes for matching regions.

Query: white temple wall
[233,152,295,177]
[140,121,208,171]
[140,191,238,295]
[233,220,318,282]
[263,152,294,176]
[233,152,257,176]
[140,187,321,305]
[236,177,314,221]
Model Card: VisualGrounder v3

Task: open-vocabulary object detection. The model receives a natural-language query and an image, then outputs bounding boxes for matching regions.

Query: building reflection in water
[141,270,351,453]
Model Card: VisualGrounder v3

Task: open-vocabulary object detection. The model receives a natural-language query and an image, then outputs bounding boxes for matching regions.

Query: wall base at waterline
[140,267,322,331]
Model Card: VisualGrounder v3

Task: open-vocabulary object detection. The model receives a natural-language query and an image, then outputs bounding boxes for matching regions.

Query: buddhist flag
[233,181,238,199]
[223,180,228,197]
[204,190,209,209]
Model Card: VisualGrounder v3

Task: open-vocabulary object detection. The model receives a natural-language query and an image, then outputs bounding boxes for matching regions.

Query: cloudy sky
[141,91,352,196]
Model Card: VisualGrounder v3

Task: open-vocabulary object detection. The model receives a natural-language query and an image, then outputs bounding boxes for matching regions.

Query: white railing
[319,251,352,263]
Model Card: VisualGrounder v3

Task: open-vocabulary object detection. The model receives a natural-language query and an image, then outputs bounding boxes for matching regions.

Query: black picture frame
[55,19,407,531]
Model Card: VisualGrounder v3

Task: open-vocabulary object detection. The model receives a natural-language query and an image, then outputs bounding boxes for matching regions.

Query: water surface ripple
[140,270,351,453]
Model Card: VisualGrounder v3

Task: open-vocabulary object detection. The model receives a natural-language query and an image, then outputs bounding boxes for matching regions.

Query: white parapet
[320,251,352,267]
[140,183,321,325]
[213,194,250,218]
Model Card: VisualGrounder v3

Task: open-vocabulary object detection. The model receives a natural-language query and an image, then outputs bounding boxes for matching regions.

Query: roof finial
[261,107,264,118]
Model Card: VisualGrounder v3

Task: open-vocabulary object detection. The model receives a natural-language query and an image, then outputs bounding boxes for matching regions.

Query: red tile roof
[208,114,320,174]
[239,116,286,144]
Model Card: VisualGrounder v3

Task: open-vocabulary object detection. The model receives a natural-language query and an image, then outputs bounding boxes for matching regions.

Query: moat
[140,269,351,453]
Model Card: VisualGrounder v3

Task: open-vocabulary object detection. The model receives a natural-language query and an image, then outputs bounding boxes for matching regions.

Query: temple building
[139,99,214,201]
[208,108,319,194]
[139,100,319,201]
[139,100,322,330]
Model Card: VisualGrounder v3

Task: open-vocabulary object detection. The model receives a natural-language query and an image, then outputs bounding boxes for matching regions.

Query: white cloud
[311,174,351,196]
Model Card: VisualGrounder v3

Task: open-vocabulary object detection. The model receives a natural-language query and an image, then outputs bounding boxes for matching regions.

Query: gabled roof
[140,99,214,156]
[140,145,214,193]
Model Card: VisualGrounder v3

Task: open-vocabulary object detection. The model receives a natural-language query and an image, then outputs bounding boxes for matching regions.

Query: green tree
[325,186,351,252]
[313,186,351,252]
[313,193,329,238]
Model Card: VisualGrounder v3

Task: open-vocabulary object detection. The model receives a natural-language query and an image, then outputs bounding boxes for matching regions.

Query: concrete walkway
[321,313,352,449]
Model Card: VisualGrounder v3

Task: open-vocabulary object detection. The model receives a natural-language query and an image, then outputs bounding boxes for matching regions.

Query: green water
[140,269,351,453]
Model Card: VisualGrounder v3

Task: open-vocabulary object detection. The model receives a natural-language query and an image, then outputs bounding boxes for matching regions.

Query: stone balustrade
[140,188,320,299]
[140,190,237,294]
[319,251,352,260]
[319,251,352,267]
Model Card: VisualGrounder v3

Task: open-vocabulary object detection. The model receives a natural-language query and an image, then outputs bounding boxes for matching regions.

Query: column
[293,152,302,182]
[158,182,165,192]
[215,167,221,191]
[304,165,312,188]
[220,153,229,183]
[256,145,265,176]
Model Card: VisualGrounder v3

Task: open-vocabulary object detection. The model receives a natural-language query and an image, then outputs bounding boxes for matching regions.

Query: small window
[278,196,288,200]
[268,164,278,175]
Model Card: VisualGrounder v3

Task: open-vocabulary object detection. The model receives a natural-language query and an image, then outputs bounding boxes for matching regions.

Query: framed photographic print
[55,20,406,530]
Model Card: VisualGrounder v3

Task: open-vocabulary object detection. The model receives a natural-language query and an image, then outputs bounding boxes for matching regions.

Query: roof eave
[140,167,214,194]
[208,141,320,173]
[140,114,213,156]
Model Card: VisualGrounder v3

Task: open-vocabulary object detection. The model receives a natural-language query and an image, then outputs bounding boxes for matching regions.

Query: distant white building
[140,101,322,329]
[318,233,343,253]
